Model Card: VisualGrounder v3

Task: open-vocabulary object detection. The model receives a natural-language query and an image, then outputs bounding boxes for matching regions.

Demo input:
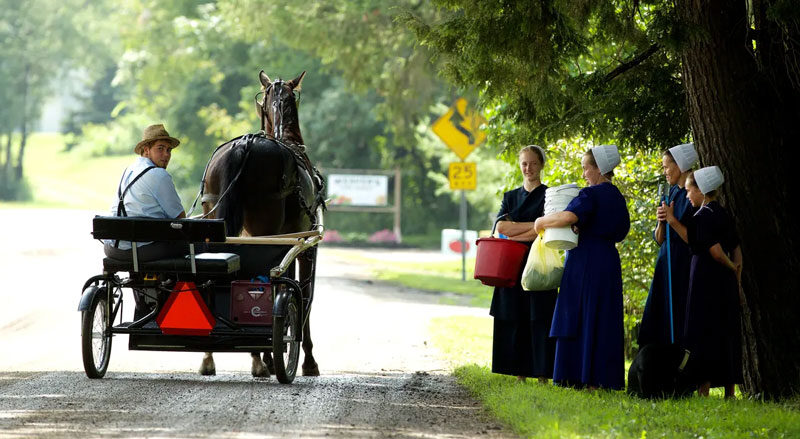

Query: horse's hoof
[302,363,320,376]
[199,360,216,376]
[252,359,270,378]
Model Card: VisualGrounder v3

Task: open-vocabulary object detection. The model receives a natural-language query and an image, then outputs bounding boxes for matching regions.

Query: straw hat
[134,124,180,155]
[591,144,620,174]
[693,166,724,194]
[669,143,699,172]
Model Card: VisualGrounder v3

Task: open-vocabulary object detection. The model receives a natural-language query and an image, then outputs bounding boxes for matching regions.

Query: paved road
[0,209,510,438]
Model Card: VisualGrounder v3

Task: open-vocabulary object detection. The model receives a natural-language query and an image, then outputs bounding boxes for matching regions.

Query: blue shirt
[105,157,184,249]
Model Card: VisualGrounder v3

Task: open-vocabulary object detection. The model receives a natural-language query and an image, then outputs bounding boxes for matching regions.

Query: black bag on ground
[627,343,694,399]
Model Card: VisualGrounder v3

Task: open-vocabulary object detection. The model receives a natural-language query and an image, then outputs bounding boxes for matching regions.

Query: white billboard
[327,174,389,207]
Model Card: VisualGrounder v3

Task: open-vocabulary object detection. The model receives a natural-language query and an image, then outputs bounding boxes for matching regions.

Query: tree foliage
[405,0,800,399]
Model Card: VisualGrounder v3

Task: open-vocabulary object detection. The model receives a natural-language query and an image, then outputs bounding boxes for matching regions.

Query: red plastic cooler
[474,237,528,287]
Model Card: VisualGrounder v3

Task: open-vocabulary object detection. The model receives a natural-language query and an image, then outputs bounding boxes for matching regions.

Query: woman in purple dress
[663,166,743,398]
[534,145,630,390]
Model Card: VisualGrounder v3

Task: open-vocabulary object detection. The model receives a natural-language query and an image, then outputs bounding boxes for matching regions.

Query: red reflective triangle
[156,281,216,336]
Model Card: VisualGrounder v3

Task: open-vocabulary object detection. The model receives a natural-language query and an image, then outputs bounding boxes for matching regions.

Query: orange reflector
[156,281,216,336]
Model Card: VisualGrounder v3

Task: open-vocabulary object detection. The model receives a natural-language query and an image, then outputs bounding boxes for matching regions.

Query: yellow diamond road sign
[432,98,487,160]
[448,162,477,191]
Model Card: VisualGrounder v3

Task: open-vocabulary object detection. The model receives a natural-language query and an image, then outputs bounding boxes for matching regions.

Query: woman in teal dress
[534,145,630,390]
[491,145,558,382]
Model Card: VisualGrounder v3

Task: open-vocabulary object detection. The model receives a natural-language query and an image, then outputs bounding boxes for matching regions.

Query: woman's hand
[533,217,543,235]
[656,202,667,222]
[734,261,743,284]
[658,201,676,224]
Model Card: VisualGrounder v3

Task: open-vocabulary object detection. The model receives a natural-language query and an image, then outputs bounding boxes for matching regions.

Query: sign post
[432,98,487,281]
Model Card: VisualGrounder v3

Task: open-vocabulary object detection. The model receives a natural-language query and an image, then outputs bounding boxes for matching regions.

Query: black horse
[198,71,325,378]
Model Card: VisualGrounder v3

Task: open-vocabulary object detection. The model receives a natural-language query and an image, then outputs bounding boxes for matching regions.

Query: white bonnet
[520,145,546,164]
[591,144,620,174]
[668,143,699,173]
[693,166,724,194]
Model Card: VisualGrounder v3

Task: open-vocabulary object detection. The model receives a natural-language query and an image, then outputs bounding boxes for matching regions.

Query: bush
[0,169,32,202]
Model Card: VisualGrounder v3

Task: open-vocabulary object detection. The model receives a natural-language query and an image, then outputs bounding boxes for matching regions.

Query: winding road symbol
[431,97,487,160]
[449,109,475,145]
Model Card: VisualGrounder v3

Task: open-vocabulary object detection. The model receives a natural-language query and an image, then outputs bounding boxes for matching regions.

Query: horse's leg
[261,351,275,374]
[251,352,269,377]
[200,352,216,376]
[299,247,319,376]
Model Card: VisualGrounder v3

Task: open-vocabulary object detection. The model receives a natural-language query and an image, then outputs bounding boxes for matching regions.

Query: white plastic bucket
[543,184,580,250]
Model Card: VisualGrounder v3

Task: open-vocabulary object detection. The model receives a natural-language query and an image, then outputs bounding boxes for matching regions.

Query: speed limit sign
[448,162,477,190]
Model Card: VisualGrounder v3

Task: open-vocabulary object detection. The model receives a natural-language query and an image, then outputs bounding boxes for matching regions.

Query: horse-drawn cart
[78,207,323,384]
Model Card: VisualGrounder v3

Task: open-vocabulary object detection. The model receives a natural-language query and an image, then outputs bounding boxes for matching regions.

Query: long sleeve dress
[490,184,558,378]
[639,185,695,347]
[683,201,743,387]
[549,182,630,390]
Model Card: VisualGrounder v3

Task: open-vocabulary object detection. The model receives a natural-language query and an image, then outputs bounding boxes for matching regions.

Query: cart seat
[103,252,240,274]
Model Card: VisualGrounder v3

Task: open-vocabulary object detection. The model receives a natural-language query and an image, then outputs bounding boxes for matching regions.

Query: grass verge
[0,133,132,210]
[428,316,800,438]
[328,249,492,306]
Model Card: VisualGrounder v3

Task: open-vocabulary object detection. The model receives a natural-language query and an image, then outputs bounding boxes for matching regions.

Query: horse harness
[191,133,326,222]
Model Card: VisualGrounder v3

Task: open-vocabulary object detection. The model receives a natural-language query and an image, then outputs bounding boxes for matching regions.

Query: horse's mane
[216,139,248,236]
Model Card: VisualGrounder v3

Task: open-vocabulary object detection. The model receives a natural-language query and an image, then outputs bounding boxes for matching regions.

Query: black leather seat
[103,252,240,274]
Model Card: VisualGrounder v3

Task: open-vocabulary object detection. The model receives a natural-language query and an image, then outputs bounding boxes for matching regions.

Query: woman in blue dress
[491,145,558,383]
[664,166,742,398]
[534,144,630,390]
[638,143,698,347]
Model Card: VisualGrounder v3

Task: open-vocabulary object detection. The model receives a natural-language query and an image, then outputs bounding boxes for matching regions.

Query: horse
[197,70,325,378]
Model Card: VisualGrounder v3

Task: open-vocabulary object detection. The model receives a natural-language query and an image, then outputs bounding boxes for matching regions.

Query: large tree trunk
[677,0,800,399]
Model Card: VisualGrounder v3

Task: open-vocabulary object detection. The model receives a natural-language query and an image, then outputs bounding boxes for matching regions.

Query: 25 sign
[448,162,477,190]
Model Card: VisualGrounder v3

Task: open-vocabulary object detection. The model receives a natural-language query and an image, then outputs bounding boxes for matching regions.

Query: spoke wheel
[273,296,300,384]
[81,289,112,378]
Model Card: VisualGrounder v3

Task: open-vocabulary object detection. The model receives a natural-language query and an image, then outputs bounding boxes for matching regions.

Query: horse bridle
[257,80,300,141]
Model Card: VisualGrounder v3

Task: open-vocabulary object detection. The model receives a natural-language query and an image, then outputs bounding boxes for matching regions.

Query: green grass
[0,133,137,210]
[428,316,800,439]
[329,249,493,306]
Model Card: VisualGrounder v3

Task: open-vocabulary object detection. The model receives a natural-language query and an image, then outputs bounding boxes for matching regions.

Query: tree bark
[15,65,30,182]
[676,0,800,399]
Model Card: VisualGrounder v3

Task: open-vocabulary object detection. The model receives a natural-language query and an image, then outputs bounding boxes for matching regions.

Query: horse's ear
[289,71,306,91]
[259,70,271,87]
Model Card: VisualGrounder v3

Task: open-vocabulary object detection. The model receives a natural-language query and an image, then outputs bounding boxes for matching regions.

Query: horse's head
[256,70,305,144]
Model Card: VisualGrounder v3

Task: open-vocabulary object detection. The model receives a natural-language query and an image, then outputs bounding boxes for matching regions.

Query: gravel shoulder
[0,209,511,438]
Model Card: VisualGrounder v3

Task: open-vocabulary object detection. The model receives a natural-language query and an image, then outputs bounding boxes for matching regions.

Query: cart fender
[272,288,304,323]
[78,285,100,311]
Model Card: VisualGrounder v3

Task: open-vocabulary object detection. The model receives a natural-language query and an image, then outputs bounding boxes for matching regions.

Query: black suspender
[114,165,156,248]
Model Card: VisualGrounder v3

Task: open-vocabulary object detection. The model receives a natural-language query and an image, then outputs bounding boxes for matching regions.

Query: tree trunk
[677,0,800,399]
[15,65,30,182]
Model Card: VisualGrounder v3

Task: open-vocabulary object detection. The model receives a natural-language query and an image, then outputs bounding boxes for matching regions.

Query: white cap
[669,143,699,172]
[694,166,724,194]
[591,144,620,174]
[521,145,547,164]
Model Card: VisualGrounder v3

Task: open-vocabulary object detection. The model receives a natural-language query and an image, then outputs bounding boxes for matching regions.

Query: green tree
[404,0,800,399]
[0,0,85,198]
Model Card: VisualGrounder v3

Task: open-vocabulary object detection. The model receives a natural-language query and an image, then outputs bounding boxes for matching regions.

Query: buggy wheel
[81,288,112,378]
[273,296,301,384]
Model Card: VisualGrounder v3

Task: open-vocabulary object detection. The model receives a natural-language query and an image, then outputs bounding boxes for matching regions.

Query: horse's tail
[217,137,250,236]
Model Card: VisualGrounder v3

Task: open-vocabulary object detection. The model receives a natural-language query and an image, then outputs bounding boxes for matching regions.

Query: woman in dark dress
[491,145,558,383]
[664,166,742,398]
[639,143,697,347]
[534,145,630,390]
